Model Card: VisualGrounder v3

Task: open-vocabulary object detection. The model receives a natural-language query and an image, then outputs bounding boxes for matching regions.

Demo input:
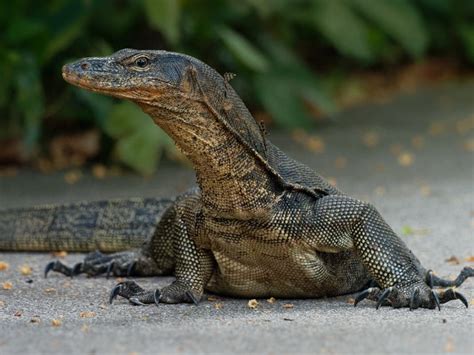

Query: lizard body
[1,49,472,309]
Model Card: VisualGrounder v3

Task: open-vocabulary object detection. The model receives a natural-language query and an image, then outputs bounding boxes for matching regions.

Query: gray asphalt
[1,82,473,354]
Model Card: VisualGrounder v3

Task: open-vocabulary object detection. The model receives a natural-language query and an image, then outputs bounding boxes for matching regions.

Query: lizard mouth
[62,64,98,90]
[62,64,128,96]
[62,68,85,88]
[62,61,172,103]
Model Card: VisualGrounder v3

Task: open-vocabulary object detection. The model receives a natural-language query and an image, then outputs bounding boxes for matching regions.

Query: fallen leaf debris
[0,261,10,271]
[247,299,259,309]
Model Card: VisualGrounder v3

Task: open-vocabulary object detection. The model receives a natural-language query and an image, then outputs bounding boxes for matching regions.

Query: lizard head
[62,48,198,104]
[63,48,267,161]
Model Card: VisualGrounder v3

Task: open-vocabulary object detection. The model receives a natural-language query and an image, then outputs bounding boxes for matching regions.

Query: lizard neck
[141,103,278,218]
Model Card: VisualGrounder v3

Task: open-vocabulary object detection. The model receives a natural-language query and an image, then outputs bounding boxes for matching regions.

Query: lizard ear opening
[181,65,199,94]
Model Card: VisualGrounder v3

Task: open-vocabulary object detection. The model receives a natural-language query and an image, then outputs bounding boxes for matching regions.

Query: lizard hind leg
[308,195,470,310]
[353,283,442,310]
[354,282,469,310]
[45,249,162,278]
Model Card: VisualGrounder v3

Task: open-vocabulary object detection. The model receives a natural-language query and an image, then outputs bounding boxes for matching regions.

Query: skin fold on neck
[141,101,277,219]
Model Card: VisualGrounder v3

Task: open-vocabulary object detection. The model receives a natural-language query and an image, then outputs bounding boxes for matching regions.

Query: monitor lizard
[1,49,472,310]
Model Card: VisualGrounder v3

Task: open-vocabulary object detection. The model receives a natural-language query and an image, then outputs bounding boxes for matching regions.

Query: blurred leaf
[5,19,46,43]
[91,40,114,56]
[219,27,270,72]
[310,0,373,62]
[259,38,335,117]
[144,0,181,45]
[0,50,15,108]
[43,19,84,64]
[414,0,450,14]
[90,0,141,35]
[260,37,301,67]
[350,0,428,58]
[104,101,144,138]
[41,1,87,63]
[115,130,162,176]
[75,90,113,128]
[254,66,333,128]
[244,0,284,18]
[243,0,269,17]
[458,24,474,63]
[401,225,414,236]
[15,55,44,150]
[255,72,310,128]
[302,83,334,116]
[105,101,172,175]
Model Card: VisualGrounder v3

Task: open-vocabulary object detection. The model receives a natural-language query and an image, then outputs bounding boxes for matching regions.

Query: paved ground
[1,82,473,354]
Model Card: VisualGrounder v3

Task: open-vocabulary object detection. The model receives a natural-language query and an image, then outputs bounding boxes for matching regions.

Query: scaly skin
[2,49,472,310]
[0,198,173,252]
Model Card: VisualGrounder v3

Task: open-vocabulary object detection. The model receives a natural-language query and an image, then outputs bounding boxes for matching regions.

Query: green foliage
[14,55,44,149]
[350,0,428,58]
[73,91,173,175]
[458,24,474,62]
[144,0,181,45]
[310,0,374,62]
[0,0,472,174]
[219,27,270,72]
[254,40,334,127]
[0,0,88,145]
[105,102,173,176]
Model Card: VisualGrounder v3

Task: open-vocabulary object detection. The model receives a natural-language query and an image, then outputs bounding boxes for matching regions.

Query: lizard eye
[134,56,149,68]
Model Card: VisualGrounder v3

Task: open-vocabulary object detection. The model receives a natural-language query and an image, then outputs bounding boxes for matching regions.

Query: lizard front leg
[306,195,471,310]
[109,247,214,306]
[110,197,214,306]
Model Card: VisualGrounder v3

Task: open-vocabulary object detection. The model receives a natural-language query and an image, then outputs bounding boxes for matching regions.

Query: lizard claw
[129,297,147,306]
[455,292,469,308]
[72,263,83,276]
[154,289,161,306]
[108,280,154,305]
[409,287,420,311]
[427,270,435,288]
[44,260,74,278]
[431,289,441,311]
[185,290,200,305]
[376,287,393,310]
[109,283,123,304]
[441,289,468,308]
[127,261,136,277]
[431,288,469,308]
[425,267,473,288]
[44,261,55,278]
[106,262,115,279]
[354,288,369,307]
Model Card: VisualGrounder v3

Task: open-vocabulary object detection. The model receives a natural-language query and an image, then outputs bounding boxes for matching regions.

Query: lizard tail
[0,198,173,252]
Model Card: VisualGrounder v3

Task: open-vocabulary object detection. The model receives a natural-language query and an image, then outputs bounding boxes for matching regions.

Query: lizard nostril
[80,62,90,71]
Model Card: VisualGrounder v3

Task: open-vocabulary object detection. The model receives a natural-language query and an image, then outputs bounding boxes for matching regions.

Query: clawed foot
[354,285,468,310]
[354,267,472,310]
[109,280,202,306]
[426,267,474,288]
[44,260,80,278]
[45,251,139,278]
[109,280,156,305]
